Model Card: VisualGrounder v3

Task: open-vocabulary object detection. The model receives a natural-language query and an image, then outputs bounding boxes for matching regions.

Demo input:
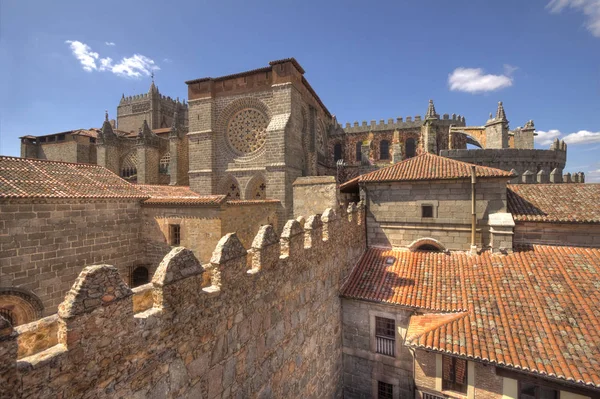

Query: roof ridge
[405,311,469,343]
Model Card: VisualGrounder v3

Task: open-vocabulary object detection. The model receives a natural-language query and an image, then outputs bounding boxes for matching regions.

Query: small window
[169,224,181,246]
[375,316,395,356]
[377,381,394,399]
[90,137,96,144]
[380,140,389,160]
[39,137,47,143]
[442,356,468,394]
[57,134,65,141]
[334,143,343,162]
[519,382,558,399]
[48,136,56,142]
[355,142,362,162]
[406,138,416,158]
[422,205,434,218]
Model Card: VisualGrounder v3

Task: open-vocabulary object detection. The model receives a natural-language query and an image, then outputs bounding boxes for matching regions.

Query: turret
[421,99,439,153]
[514,120,535,149]
[485,101,510,149]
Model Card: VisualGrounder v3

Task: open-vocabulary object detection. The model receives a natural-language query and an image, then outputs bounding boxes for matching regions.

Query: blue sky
[1,0,599,181]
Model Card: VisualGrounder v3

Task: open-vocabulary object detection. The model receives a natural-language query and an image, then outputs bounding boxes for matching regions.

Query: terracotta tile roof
[135,184,226,206]
[0,156,147,199]
[508,184,600,224]
[349,153,514,185]
[152,128,172,135]
[225,199,281,205]
[342,246,600,388]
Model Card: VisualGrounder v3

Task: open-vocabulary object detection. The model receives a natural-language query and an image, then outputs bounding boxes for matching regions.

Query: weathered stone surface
[152,247,203,287]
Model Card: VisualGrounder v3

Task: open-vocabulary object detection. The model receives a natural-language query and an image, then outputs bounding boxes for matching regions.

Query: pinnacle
[495,101,507,121]
[426,99,438,120]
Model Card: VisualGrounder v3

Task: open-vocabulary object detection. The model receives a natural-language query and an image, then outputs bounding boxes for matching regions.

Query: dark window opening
[334,143,343,162]
[57,134,65,141]
[406,138,416,158]
[39,137,47,143]
[121,167,137,178]
[90,137,96,144]
[519,382,558,399]
[48,136,56,142]
[442,355,468,394]
[416,244,441,252]
[375,316,395,357]
[0,308,14,326]
[131,266,149,287]
[422,205,434,218]
[169,224,181,246]
[380,140,390,160]
[355,142,362,162]
[377,381,394,399]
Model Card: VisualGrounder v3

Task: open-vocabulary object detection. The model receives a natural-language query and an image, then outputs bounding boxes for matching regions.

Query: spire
[425,99,438,120]
[495,101,507,121]
[137,119,160,147]
[98,110,116,144]
[149,71,158,94]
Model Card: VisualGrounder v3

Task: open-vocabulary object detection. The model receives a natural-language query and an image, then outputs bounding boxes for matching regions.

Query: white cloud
[65,40,99,72]
[535,129,600,145]
[535,129,562,145]
[448,67,514,94]
[562,130,600,144]
[65,40,159,78]
[105,41,116,46]
[547,0,600,37]
[163,58,173,63]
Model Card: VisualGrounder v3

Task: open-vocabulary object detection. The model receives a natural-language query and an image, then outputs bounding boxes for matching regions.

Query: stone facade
[20,131,97,164]
[0,204,365,398]
[342,299,414,399]
[0,198,144,320]
[362,179,508,251]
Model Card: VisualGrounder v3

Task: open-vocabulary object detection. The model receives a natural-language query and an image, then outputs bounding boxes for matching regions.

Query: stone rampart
[440,148,567,179]
[0,204,365,398]
[341,113,466,134]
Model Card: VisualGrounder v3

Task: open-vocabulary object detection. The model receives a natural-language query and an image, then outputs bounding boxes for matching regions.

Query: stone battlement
[0,204,365,398]
[119,92,188,107]
[341,113,466,134]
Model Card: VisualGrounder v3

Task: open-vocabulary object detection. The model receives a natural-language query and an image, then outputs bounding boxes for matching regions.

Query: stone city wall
[513,222,600,248]
[0,204,365,398]
[0,198,144,319]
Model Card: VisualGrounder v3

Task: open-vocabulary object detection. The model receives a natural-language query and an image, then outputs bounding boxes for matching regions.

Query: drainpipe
[470,165,478,255]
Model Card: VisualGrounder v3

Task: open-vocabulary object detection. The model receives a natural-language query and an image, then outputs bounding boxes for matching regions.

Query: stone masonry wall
[0,198,144,318]
[342,299,414,399]
[292,176,340,218]
[513,222,600,248]
[0,204,365,398]
[220,202,280,248]
[364,179,507,250]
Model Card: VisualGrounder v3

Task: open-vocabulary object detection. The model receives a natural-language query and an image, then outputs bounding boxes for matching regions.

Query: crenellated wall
[0,204,366,398]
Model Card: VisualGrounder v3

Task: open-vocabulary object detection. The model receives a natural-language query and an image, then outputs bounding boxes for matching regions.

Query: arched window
[380,140,390,160]
[334,143,343,162]
[159,152,170,174]
[131,266,149,287]
[356,142,362,162]
[0,288,44,326]
[121,151,138,180]
[415,244,442,252]
[406,138,416,158]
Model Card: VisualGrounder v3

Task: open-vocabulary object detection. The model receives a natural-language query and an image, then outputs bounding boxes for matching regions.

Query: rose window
[226,108,268,154]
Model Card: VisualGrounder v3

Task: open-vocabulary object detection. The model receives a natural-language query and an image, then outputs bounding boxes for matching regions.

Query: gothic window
[121,151,138,179]
[406,138,416,158]
[159,152,170,174]
[247,176,267,199]
[333,143,343,162]
[226,108,268,154]
[356,142,362,162]
[380,140,390,160]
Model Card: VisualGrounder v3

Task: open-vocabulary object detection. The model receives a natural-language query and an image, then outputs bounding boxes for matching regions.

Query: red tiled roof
[342,246,600,388]
[225,199,280,205]
[135,184,226,206]
[508,184,600,224]
[353,153,514,184]
[0,156,147,199]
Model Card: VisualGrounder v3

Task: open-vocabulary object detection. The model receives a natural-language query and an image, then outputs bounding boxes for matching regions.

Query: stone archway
[0,287,44,326]
[245,174,267,200]
[407,238,446,252]
[218,175,241,199]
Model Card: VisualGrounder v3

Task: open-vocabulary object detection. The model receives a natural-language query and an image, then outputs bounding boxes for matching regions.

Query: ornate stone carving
[226,108,268,154]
